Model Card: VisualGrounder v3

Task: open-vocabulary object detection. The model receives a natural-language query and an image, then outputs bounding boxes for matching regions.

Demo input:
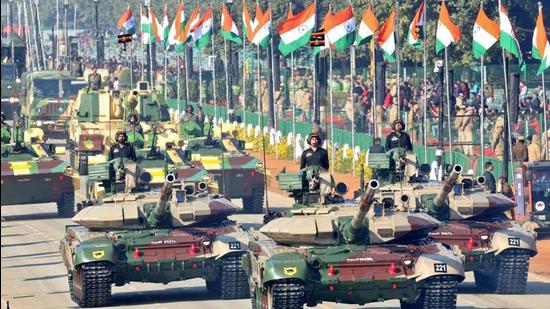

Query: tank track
[401,275,458,309]
[474,249,530,294]
[270,279,306,309]
[57,192,75,218]
[207,254,250,299]
[74,262,112,307]
[243,187,265,214]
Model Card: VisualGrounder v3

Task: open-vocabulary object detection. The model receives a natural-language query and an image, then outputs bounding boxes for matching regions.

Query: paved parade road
[2,196,550,309]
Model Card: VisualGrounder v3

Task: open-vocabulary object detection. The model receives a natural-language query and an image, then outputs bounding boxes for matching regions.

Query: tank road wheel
[474,249,531,294]
[73,262,112,307]
[78,152,89,176]
[400,275,458,309]
[267,279,305,309]
[243,187,265,214]
[57,192,75,218]
[208,254,250,299]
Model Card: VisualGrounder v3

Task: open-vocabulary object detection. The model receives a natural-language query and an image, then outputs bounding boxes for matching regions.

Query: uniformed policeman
[108,131,137,161]
[385,119,413,152]
[300,132,329,171]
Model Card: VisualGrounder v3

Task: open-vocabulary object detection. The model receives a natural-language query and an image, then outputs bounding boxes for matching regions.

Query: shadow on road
[2,261,62,269]
[3,251,60,259]
[459,281,550,295]
[1,212,64,221]
[110,286,224,306]
[1,233,29,237]
[24,274,66,281]
[1,240,52,248]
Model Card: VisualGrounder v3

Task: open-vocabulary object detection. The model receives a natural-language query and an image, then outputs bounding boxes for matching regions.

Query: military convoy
[243,166,465,309]
[59,174,250,307]
[368,149,538,294]
[183,136,266,213]
[1,140,78,217]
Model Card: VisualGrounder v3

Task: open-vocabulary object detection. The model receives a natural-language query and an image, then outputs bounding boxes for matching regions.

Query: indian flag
[435,1,461,54]
[191,8,212,50]
[149,7,161,42]
[221,4,242,44]
[278,3,316,56]
[407,0,425,48]
[355,4,378,46]
[117,6,135,35]
[376,9,396,62]
[312,9,333,56]
[243,3,254,42]
[251,6,271,48]
[499,1,525,71]
[472,6,499,59]
[161,6,170,48]
[179,6,200,46]
[532,4,550,75]
[326,6,355,51]
[168,3,185,48]
[140,7,152,44]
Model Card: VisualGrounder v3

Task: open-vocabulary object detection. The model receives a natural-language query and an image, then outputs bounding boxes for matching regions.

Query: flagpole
[371,40,376,138]
[56,0,59,68]
[395,0,401,120]
[257,43,261,127]
[480,55,485,170]
[164,50,167,102]
[177,54,181,116]
[242,27,247,129]
[211,3,217,119]
[224,37,230,121]
[291,50,296,158]
[350,45,356,175]
[422,0,428,162]
[329,47,335,176]
[444,47,453,165]
[184,46,190,106]
[29,0,41,70]
[541,0,549,159]
[199,47,203,106]
[130,41,134,88]
[268,7,278,159]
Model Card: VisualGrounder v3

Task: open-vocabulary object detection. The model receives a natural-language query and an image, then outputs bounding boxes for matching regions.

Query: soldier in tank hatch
[300,132,329,171]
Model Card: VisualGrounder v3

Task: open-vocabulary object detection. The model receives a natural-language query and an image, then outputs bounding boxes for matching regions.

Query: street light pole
[63,0,69,60]
[8,0,14,62]
[92,0,101,66]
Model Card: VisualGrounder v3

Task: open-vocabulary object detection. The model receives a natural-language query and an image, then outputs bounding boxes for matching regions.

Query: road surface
[2,191,550,309]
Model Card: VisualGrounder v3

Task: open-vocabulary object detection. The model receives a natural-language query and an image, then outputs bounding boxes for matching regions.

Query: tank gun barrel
[433,165,462,207]
[351,180,379,229]
[155,174,176,217]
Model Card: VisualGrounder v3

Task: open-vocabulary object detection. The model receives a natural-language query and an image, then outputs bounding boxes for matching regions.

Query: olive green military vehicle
[1,33,26,119]
[60,174,250,307]
[368,149,537,294]
[68,80,177,175]
[243,166,465,309]
[19,70,87,140]
[182,135,266,214]
[1,137,79,217]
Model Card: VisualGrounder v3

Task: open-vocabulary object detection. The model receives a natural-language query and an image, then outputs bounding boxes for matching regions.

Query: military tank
[68,80,177,175]
[369,149,538,294]
[182,134,266,214]
[243,166,465,309]
[0,139,79,217]
[59,174,250,307]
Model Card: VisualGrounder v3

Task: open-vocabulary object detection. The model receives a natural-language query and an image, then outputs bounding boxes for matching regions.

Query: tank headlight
[202,174,212,183]
[15,78,21,84]
[9,97,18,103]
[535,201,546,211]
[202,240,211,247]
[58,107,64,112]
[7,85,12,89]
[36,120,43,126]
[480,235,490,241]
[256,162,264,170]
[403,259,413,266]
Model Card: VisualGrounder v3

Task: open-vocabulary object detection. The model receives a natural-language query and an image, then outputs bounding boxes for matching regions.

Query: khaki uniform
[461,107,475,156]
[455,108,465,153]
[512,142,528,163]
[491,128,505,161]
[528,134,542,162]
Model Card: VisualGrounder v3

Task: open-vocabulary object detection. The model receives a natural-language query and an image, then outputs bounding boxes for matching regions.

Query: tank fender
[412,250,465,282]
[74,243,116,267]
[211,234,248,259]
[489,229,537,256]
[262,253,309,285]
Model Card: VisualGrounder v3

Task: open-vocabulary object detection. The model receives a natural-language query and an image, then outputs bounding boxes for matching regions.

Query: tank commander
[109,131,137,161]
[300,132,329,171]
[88,67,102,90]
[179,105,203,140]
[1,112,11,144]
[385,119,413,152]
[125,114,144,136]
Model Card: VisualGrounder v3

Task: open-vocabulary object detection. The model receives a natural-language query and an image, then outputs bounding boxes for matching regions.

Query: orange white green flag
[325,5,355,51]
[278,3,316,56]
[376,9,396,62]
[472,6,499,59]
[168,3,185,48]
[499,1,525,71]
[435,1,461,54]
[407,0,425,48]
[532,3,550,75]
[355,4,378,46]
[221,4,241,44]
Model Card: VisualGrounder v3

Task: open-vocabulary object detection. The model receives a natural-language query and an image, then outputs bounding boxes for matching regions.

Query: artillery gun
[368,150,538,294]
[243,167,464,309]
[60,174,250,307]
